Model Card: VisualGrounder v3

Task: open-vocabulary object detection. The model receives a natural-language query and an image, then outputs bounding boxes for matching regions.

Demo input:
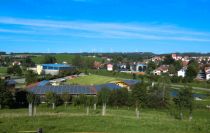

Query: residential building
[30,64,75,75]
[107,64,113,71]
[178,67,187,77]
[153,65,169,75]
[205,67,210,80]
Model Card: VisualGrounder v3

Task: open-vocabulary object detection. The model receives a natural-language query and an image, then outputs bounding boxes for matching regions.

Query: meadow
[0,67,7,74]
[65,74,122,85]
[0,103,210,133]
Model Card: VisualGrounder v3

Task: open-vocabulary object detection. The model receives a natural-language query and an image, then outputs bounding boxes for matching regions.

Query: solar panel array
[30,85,96,95]
[123,79,140,86]
[95,83,122,92]
[29,80,140,95]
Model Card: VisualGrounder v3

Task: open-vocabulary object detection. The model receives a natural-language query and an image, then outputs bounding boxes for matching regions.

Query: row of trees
[29,79,193,120]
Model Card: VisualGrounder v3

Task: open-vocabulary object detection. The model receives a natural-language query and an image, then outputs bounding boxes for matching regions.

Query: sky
[0,0,210,53]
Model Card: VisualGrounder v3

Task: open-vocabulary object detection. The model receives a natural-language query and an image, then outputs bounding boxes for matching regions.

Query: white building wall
[44,69,60,75]
[206,74,210,80]
[178,69,186,77]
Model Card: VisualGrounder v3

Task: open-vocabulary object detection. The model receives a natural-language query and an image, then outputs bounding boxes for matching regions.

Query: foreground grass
[0,105,210,133]
[65,75,122,85]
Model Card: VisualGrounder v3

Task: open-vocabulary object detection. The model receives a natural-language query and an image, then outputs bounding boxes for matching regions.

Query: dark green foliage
[45,91,60,106]
[25,70,38,85]
[186,64,199,82]
[26,92,35,104]
[98,88,111,105]
[146,61,156,74]
[109,88,128,107]
[163,55,175,65]
[7,64,22,76]
[72,96,80,106]
[131,77,171,109]
[132,73,136,79]
[131,82,148,108]
[61,92,72,104]
[21,57,35,67]
[78,94,87,106]
[72,55,83,67]
[42,55,57,64]
[14,90,28,108]
[173,86,194,119]
[168,65,176,75]
[0,79,14,108]
[170,76,183,83]
[173,60,182,71]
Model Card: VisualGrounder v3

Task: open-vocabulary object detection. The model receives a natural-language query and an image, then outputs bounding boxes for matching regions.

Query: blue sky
[0,0,210,53]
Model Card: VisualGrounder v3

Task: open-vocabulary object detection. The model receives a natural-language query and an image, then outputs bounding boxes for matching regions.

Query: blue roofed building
[36,64,75,75]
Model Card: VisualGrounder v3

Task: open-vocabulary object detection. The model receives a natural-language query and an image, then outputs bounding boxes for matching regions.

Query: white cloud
[0,17,210,42]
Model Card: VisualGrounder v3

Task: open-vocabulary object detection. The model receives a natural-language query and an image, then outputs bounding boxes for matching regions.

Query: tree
[85,96,94,115]
[25,70,38,85]
[33,95,40,116]
[132,73,136,79]
[186,65,198,82]
[173,86,194,120]
[7,65,22,76]
[93,96,98,110]
[72,55,83,67]
[7,67,13,75]
[45,92,58,109]
[132,82,148,119]
[146,61,156,74]
[78,94,93,115]
[173,60,182,71]
[42,55,57,64]
[21,57,35,67]
[84,57,95,69]
[163,55,175,65]
[13,64,22,76]
[61,92,72,108]
[183,86,194,121]
[0,79,14,109]
[26,92,35,116]
[98,88,111,116]
[168,65,176,75]
[109,88,128,107]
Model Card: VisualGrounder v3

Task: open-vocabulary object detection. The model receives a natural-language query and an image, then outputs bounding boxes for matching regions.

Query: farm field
[32,54,103,64]
[65,74,122,85]
[0,104,210,133]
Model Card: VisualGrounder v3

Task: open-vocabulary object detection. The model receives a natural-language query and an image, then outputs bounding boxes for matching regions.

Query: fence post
[37,128,43,133]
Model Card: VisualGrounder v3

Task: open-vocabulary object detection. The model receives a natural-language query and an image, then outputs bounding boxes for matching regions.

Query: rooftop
[42,64,71,68]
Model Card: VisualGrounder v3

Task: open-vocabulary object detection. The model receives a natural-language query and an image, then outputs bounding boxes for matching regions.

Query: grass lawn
[0,105,210,133]
[65,74,122,85]
[0,67,7,74]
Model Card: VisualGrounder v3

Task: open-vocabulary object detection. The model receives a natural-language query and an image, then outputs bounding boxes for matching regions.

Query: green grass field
[32,54,75,64]
[0,104,210,133]
[65,75,122,85]
[32,54,103,64]
[0,67,7,74]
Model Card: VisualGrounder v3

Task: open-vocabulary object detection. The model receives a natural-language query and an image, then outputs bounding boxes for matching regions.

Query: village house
[107,64,113,71]
[205,67,210,80]
[178,67,187,77]
[153,65,169,75]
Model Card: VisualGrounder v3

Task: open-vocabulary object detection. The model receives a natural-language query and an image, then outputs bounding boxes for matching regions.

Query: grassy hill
[32,54,103,64]
[32,54,75,64]
[0,105,210,133]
